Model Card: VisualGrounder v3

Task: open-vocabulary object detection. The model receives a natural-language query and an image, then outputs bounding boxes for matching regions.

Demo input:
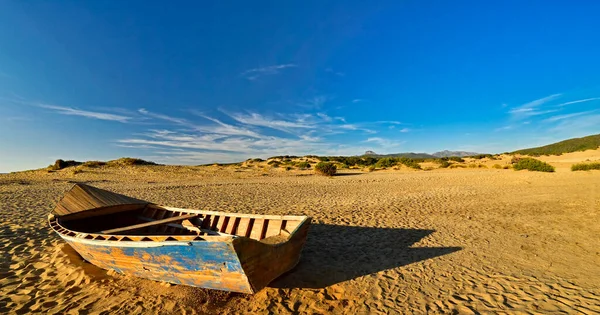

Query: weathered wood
[54,184,147,217]
[60,204,146,222]
[265,219,282,238]
[135,216,229,236]
[100,214,198,234]
[233,217,312,292]
[250,219,264,240]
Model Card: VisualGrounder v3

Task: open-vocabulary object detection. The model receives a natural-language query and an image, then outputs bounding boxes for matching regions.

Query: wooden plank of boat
[54,183,148,217]
[135,215,229,236]
[100,213,198,234]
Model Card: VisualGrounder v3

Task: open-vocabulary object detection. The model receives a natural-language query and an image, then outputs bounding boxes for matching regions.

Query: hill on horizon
[363,150,480,159]
[512,134,600,156]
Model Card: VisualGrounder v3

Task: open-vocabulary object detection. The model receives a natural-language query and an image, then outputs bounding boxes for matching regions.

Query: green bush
[375,157,397,169]
[469,154,493,160]
[82,161,106,167]
[571,162,600,171]
[295,161,311,169]
[398,157,421,169]
[50,159,82,170]
[267,160,281,167]
[438,160,450,168]
[107,158,157,166]
[448,156,465,162]
[315,162,337,176]
[492,164,502,169]
[513,158,555,172]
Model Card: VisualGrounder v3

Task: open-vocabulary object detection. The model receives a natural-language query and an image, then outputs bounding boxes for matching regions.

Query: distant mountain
[432,150,479,158]
[363,151,436,159]
[512,134,600,156]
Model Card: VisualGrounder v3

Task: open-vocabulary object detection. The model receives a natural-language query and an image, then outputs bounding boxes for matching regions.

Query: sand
[1,152,599,314]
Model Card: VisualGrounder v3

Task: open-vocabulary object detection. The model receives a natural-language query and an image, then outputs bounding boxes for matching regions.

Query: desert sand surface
[1,154,599,314]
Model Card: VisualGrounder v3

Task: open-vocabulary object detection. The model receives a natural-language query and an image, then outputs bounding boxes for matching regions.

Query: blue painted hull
[63,236,254,293]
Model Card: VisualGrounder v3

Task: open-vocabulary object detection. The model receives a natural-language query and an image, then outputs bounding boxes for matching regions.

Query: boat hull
[48,184,312,293]
[61,235,254,293]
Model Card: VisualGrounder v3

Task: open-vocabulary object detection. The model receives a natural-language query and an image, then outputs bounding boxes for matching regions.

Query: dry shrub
[315,162,336,176]
[513,158,555,172]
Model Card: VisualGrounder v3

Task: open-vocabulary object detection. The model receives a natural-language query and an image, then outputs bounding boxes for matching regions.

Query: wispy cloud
[227,112,313,133]
[549,114,600,135]
[325,67,345,77]
[39,104,131,122]
[117,105,412,164]
[240,64,296,80]
[556,97,600,107]
[508,93,562,120]
[139,108,262,138]
[518,93,562,110]
[364,137,405,148]
[399,128,410,133]
[494,125,513,132]
[543,110,597,123]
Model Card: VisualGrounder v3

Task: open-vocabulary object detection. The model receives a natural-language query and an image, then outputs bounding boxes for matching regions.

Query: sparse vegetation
[268,155,299,160]
[512,158,555,172]
[49,157,158,170]
[512,134,600,156]
[448,156,465,162]
[107,158,157,166]
[492,164,502,169]
[315,162,336,176]
[571,162,600,171]
[48,159,81,171]
[267,160,281,167]
[375,158,397,169]
[438,160,451,168]
[82,161,106,167]
[397,157,422,169]
[295,161,311,169]
[50,159,82,170]
[468,154,493,160]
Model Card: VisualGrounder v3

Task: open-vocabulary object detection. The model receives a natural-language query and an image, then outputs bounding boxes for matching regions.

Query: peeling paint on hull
[63,236,253,293]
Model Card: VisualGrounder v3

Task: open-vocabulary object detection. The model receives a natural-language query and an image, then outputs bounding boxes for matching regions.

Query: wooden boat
[48,184,311,294]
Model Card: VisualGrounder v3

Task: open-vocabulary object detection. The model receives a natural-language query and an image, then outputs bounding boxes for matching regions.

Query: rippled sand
[1,157,599,314]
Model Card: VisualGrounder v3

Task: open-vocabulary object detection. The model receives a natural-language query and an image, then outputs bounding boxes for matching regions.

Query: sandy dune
[1,156,599,314]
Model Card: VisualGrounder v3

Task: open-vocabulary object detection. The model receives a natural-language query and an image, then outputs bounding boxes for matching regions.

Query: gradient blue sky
[2,1,600,172]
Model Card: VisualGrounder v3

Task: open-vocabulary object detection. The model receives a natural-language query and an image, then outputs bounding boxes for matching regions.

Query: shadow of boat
[270,224,461,289]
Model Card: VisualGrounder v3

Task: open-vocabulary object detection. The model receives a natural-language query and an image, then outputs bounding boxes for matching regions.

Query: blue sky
[2,1,600,172]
